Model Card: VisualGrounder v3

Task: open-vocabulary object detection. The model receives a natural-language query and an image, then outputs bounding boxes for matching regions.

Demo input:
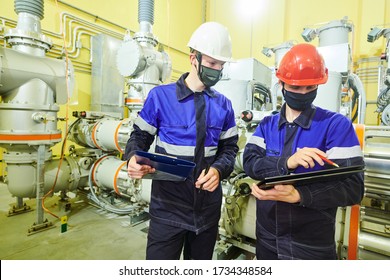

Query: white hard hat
[187,22,233,62]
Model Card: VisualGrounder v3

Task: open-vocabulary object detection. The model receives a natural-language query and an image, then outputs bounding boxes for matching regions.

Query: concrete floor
[0,185,148,260]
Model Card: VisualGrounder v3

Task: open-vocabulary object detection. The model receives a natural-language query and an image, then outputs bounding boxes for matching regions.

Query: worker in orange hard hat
[243,43,365,260]
[276,43,328,111]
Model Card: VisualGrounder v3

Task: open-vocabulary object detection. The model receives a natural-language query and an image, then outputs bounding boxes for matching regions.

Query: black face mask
[196,53,223,87]
[282,87,317,111]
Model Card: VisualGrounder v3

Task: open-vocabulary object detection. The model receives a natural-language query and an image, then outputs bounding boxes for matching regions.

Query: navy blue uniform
[243,104,364,260]
[125,73,239,259]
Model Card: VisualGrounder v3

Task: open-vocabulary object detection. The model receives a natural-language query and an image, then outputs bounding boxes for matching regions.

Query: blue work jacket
[125,73,239,234]
[243,104,365,259]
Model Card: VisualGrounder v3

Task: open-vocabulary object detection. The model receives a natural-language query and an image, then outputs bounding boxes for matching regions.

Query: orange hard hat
[276,43,328,86]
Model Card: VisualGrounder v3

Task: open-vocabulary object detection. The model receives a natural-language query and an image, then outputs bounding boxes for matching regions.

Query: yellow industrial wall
[208,0,389,62]
[0,0,389,176]
[208,0,389,125]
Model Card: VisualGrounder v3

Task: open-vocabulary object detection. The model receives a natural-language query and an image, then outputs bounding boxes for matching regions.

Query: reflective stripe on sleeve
[247,135,266,150]
[219,126,238,140]
[135,117,157,135]
[327,145,363,159]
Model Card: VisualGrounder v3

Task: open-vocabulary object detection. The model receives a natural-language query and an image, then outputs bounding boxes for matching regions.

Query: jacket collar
[278,103,317,129]
[176,72,215,101]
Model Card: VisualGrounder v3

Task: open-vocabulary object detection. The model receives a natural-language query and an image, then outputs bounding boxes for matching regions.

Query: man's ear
[189,53,199,69]
[189,53,196,63]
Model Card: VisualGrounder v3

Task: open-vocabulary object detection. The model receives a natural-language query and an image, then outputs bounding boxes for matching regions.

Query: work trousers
[256,236,338,260]
[146,218,219,260]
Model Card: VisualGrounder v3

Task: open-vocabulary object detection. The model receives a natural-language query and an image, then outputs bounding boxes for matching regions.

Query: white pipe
[349,73,367,124]
[4,154,88,198]
[0,46,73,104]
[359,231,390,255]
[69,117,133,153]
[90,155,128,194]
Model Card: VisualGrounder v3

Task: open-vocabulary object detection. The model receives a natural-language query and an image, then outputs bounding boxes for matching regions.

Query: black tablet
[257,165,365,190]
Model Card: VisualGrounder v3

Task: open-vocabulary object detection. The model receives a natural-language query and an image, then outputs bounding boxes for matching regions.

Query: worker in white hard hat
[125,22,238,260]
[187,21,234,87]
